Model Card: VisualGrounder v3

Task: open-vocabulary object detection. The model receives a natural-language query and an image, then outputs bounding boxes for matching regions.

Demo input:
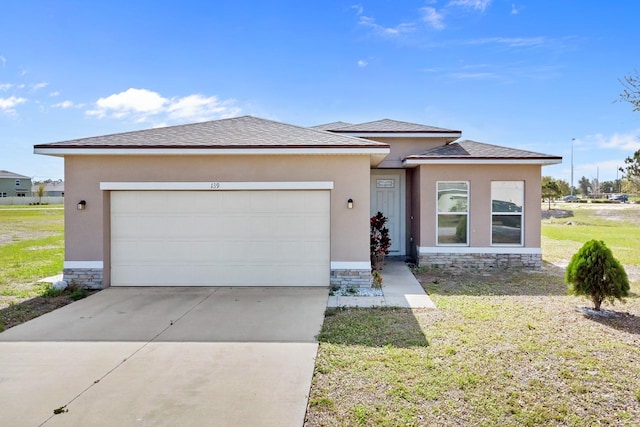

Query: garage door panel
[111,190,330,287]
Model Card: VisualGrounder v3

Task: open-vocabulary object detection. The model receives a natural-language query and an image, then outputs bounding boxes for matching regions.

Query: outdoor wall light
[77,200,86,210]
[347,198,354,209]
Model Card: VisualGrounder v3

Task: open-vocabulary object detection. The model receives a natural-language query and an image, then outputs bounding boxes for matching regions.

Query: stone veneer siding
[419,252,542,269]
[330,269,372,289]
[63,268,103,289]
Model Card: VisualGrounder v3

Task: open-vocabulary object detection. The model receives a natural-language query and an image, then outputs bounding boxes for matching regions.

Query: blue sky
[1,0,639,185]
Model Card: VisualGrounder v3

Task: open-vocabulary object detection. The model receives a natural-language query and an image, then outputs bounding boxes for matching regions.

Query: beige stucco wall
[64,154,371,282]
[416,163,542,248]
[364,137,450,168]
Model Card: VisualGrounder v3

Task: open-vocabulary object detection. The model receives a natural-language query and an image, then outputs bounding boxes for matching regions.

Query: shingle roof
[0,170,30,179]
[309,121,353,131]
[35,116,388,149]
[406,140,562,160]
[327,119,460,134]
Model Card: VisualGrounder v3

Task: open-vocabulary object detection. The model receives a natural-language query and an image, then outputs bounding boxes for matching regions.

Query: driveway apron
[0,286,328,427]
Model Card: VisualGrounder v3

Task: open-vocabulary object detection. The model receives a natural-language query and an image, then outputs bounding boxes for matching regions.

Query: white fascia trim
[101,181,335,191]
[418,246,541,255]
[404,158,562,166]
[331,261,371,270]
[34,147,390,156]
[341,132,461,139]
[64,261,104,269]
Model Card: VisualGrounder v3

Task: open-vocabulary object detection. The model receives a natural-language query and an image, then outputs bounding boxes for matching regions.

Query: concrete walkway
[0,287,328,427]
[328,259,436,309]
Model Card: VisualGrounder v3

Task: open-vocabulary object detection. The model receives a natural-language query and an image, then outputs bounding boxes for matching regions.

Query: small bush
[40,284,65,298]
[565,240,629,311]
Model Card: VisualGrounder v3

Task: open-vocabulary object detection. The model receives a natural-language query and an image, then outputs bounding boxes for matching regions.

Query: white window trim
[436,181,469,247]
[490,181,524,247]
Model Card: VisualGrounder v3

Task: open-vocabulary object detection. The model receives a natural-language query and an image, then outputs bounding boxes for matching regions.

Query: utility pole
[570,138,575,196]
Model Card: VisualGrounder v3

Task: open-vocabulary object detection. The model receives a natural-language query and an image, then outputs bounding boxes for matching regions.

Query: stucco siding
[64,154,372,285]
[417,163,542,249]
[365,137,451,168]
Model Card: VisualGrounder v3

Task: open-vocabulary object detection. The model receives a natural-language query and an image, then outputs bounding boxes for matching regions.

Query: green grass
[306,204,640,426]
[0,207,64,299]
[542,205,640,268]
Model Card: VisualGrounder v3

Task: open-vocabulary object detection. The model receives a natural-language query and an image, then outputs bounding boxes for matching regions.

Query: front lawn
[306,204,640,426]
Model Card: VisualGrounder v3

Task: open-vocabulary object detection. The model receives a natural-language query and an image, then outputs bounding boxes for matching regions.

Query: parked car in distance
[562,195,580,202]
[608,194,628,202]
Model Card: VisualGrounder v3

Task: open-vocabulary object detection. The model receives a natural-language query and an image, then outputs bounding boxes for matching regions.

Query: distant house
[0,170,32,198]
[32,181,65,197]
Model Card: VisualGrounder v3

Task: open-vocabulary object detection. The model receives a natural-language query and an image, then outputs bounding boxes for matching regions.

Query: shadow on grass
[580,307,640,336]
[413,262,569,297]
[317,307,429,348]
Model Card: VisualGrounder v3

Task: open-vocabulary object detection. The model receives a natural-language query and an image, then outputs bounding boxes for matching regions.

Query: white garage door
[110,190,330,286]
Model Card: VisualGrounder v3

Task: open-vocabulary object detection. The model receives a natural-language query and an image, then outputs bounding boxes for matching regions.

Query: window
[437,181,468,245]
[15,179,20,186]
[0,192,6,198]
[491,181,524,245]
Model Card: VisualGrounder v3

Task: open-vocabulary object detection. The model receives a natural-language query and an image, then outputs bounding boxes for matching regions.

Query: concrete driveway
[0,287,328,427]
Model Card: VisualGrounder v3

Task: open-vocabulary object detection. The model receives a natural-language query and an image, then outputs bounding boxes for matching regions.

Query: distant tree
[36,183,46,204]
[618,71,640,193]
[566,240,629,311]
[619,150,640,193]
[541,180,561,210]
[619,70,640,111]
[590,178,600,196]
[542,176,570,196]
[578,176,591,196]
[600,180,621,194]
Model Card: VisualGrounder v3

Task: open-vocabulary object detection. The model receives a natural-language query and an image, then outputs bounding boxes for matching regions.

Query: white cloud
[511,3,522,14]
[593,131,640,151]
[31,82,48,91]
[0,83,12,91]
[357,59,368,67]
[52,100,75,109]
[0,56,5,67]
[450,71,499,80]
[358,15,414,37]
[86,88,241,124]
[448,0,492,11]
[468,37,547,47]
[0,96,27,113]
[166,94,240,121]
[49,91,61,97]
[351,4,363,15]
[421,7,445,30]
[87,88,167,119]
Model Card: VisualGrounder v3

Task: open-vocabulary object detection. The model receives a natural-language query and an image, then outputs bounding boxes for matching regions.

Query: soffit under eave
[401,158,563,166]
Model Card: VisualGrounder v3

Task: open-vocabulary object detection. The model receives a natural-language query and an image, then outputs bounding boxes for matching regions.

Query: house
[34,116,561,289]
[31,181,65,197]
[0,170,32,198]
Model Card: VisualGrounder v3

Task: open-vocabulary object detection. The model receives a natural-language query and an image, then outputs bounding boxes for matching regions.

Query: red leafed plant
[370,212,391,271]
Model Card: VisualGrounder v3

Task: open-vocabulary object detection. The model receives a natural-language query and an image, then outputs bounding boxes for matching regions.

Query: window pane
[438,214,467,244]
[491,181,523,213]
[492,215,522,244]
[438,182,468,213]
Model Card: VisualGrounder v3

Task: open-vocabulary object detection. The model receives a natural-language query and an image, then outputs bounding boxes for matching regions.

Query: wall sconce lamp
[347,198,354,209]
[77,200,86,210]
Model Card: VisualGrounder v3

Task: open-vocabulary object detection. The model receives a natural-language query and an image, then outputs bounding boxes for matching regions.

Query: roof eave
[34,146,391,157]
[402,157,563,166]
[332,131,461,140]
